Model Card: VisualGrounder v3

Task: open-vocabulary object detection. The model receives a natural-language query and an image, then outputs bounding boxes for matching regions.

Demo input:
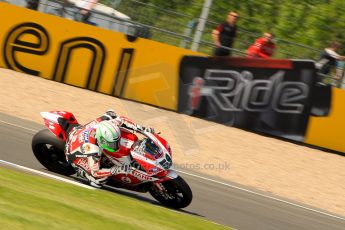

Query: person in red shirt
[247,32,276,59]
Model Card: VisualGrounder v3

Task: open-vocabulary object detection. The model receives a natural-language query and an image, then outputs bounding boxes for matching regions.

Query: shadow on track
[70,175,203,217]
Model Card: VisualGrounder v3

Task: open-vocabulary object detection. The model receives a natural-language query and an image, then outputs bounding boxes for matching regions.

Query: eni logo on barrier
[2,22,134,96]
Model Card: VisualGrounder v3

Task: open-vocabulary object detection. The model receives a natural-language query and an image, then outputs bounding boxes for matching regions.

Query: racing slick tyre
[149,176,193,209]
[32,129,75,176]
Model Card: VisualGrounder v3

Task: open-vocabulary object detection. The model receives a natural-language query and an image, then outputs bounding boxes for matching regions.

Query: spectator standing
[26,0,39,10]
[247,32,276,59]
[75,0,98,23]
[212,11,239,56]
[316,42,345,76]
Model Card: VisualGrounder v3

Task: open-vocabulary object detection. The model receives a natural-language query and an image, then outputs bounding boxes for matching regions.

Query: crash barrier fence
[6,0,345,90]
[0,3,344,154]
[110,0,345,88]
[1,0,339,60]
[0,0,321,58]
[5,0,240,54]
[4,0,150,38]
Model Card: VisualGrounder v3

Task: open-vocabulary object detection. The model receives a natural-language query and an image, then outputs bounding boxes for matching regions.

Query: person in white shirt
[317,42,345,75]
[26,0,39,10]
[75,0,98,23]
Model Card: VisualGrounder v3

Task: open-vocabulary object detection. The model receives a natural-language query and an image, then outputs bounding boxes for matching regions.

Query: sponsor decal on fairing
[132,170,157,182]
[83,130,90,143]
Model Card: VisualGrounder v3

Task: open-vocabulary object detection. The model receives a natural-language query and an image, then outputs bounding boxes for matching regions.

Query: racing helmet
[95,120,121,152]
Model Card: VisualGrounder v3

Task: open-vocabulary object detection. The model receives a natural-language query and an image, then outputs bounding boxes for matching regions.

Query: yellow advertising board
[305,87,345,153]
[0,3,202,110]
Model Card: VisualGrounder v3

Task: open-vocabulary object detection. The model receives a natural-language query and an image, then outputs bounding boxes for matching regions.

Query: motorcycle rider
[316,42,345,76]
[65,110,154,188]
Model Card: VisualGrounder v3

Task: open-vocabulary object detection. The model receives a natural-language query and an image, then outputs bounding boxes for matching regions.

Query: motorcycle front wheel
[149,176,193,209]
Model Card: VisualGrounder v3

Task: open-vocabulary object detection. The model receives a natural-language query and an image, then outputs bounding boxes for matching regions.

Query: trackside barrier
[305,87,345,153]
[1,3,345,153]
[0,3,202,110]
[177,56,345,153]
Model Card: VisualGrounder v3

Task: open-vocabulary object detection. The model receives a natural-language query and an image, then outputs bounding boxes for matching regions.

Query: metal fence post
[191,0,212,52]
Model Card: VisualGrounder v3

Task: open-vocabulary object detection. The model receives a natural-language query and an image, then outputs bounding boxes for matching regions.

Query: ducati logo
[121,176,131,184]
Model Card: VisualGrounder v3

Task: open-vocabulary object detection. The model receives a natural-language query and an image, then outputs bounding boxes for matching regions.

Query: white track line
[0,120,37,133]
[175,170,345,222]
[1,118,345,222]
[0,160,95,190]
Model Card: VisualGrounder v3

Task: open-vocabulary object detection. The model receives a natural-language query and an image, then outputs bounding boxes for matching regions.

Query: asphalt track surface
[1,113,345,230]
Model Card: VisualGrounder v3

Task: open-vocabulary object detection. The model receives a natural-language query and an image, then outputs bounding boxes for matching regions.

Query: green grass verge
[0,167,230,230]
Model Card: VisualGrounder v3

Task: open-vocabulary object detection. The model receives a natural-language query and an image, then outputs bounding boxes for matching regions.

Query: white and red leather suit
[65,111,148,186]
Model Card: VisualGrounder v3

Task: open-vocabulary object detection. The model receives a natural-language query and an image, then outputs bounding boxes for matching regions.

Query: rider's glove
[143,127,155,134]
[105,109,118,119]
[137,125,155,134]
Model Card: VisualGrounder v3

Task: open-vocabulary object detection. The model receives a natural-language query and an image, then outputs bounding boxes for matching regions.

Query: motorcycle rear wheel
[149,176,193,209]
[32,129,75,175]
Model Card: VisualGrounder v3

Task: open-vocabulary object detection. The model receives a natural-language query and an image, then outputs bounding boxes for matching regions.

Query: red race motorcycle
[31,111,192,209]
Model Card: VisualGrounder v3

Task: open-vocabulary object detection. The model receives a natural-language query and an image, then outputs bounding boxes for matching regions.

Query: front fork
[155,169,178,183]
[152,169,178,198]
